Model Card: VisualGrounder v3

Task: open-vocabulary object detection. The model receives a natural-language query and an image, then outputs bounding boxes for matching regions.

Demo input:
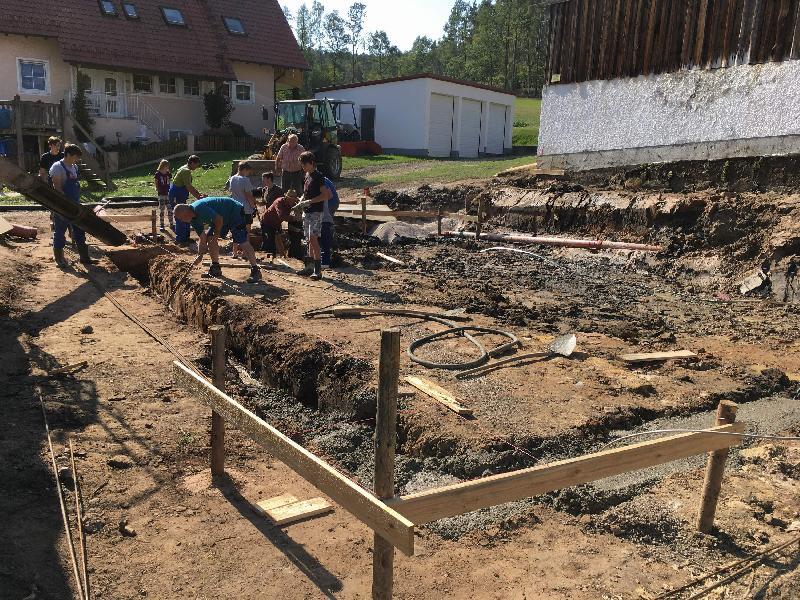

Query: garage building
[315,74,515,158]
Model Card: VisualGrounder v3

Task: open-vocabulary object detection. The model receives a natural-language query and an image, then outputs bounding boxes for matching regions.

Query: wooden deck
[0,96,65,171]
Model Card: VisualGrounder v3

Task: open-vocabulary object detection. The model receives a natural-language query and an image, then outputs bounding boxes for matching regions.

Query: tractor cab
[328,99,361,142]
[275,99,342,179]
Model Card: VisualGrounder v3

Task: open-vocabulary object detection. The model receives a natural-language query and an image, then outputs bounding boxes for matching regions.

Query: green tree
[346,3,367,82]
[282,4,293,25]
[368,30,393,78]
[71,70,94,141]
[203,86,233,129]
[324,11,350,83]
[295,4,310,50]
[310,1,325,50]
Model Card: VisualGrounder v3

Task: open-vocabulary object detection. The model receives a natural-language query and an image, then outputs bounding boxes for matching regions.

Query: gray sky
[280,0,453,51]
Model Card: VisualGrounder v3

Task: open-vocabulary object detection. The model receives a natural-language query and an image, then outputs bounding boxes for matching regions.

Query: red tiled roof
[316,73,514,96]
[211,0,309,70]
[0,0,307,79]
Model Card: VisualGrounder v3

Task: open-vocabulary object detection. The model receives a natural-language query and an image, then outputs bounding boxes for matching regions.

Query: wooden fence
[195,135,267,154]
[548,0,800,85]
[118,138,188,170]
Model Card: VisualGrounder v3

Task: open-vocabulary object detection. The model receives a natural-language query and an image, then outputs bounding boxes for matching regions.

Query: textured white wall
[539,59,800,156]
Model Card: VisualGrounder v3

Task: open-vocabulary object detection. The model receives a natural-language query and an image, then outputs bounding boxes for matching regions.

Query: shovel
[456,333,577,379]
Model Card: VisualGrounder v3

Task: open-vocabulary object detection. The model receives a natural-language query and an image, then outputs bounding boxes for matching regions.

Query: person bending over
[174,197,261,284]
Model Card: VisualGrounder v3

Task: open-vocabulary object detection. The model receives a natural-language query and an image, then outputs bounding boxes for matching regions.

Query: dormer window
[161,7,186,26]
[123,3,138,18]
[223,17,245,35]
[99,1,118,16]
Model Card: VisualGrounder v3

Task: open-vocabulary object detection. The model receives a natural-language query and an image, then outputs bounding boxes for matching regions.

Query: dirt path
[1,202,798,599]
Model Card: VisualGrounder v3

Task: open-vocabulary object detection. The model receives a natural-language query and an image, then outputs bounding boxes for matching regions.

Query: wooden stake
[476,197,484,240]
[69,439,90,600]
[151,209,157,238]
[39,392,85,600]
[372,329,400,600]
[697,400,738,533]
[436,209,443,236]
[210,325,226,477]
[361,196,368,235]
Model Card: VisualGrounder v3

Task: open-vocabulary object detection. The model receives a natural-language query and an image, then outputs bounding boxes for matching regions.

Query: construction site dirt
[1,162,799,599]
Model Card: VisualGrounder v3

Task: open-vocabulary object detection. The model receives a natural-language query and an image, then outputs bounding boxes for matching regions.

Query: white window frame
[232,80,255,105]
[181,77,201,99]
[132,73,153,94]
[17,57,51,96]
[158,75,177,96]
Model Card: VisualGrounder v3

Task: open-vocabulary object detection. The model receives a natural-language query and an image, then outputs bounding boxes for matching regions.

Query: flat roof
[315,73,515,97]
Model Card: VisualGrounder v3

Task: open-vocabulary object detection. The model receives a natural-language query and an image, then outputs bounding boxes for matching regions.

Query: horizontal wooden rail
[172,361,415,555]
[387,423,746,524]
[98,213,153,224]
[336,207,479,222]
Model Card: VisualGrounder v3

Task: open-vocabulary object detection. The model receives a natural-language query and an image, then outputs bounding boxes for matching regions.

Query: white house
[315,75,516,158]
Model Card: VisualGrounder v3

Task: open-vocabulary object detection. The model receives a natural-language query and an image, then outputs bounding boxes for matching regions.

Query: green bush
[513,119,530,128]
[203,87,233,129]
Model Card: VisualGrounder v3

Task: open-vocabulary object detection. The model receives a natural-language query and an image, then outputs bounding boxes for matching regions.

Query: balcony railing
[71,91,167,141]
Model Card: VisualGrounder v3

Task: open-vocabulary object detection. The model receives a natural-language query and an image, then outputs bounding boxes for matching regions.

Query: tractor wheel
[325,146,342,180]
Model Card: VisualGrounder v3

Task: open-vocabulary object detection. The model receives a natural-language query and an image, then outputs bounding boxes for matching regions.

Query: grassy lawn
[0,151,535,205]
[513,97,541,147]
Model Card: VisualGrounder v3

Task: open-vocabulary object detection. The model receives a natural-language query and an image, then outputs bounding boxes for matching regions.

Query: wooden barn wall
[547,0,800,84]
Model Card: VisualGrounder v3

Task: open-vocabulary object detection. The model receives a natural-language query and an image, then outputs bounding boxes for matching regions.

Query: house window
[133,73,153,93]
[123,3,138,18]
[234,82,253,104]
[159,76,177,95]
[99,1,118,16]
[18,59,49,94]
[223,17,245,35]
[183,78,200,97]
[161,7,185,26]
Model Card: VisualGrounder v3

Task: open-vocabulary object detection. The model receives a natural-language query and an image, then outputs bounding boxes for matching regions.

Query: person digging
[173,197,262,284]
[294,151,332,280]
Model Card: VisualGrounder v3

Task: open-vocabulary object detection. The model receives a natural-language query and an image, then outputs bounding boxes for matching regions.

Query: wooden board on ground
[620,350,697,364]
[375,252,404,265]
[266,498,333,526]
[0,216,13,236]
[173,361,415,555]
[404,376,473,417]
[387,422,746,524]
[98,214,153,224]
[254,494,299,515]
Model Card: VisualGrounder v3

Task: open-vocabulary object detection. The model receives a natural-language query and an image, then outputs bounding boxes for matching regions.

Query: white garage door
[487,103,508,155]
[428,93,455,157]
[459,99,482,158]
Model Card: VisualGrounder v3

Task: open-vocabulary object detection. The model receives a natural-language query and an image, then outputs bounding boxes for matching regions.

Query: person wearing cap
[226,161,257,258]
[275,134,305,195]
[170,155,206,246]
[260,189,300,263]
[174,197,262,283]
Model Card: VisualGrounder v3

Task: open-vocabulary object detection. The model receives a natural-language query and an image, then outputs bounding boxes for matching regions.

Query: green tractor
[274,98,342,179]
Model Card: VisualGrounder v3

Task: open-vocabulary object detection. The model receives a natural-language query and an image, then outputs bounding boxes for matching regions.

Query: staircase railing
[68,116,115,189]
[127,94,167,141]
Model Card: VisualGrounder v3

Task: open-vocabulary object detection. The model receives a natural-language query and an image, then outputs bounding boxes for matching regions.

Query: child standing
[155,159,172,231]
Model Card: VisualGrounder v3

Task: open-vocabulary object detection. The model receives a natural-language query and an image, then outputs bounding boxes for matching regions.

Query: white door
[487,103,508,155]
[459,99,482,158]
[428,93,454,157]
[103,74,123,117]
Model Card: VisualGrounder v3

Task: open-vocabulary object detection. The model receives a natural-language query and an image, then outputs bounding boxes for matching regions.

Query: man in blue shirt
[174,197,261,283]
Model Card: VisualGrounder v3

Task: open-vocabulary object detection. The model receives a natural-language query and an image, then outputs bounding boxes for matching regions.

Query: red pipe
[444,230,663,252]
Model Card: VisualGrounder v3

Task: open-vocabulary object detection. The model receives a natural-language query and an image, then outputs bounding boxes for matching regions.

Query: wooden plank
[737,0,758,64]
[620,350,698,363]
[266,498,333,526]
[773,0,794,59]
[387,423,746,524]
[404,376,473,417]
[375,252,404,266]
[172,361,415,554]
[642,0,660,73]
[210,325,226,477]
[791,0,800,59]
[98,214,154,224]
[693,0,710,67]
[254,494,299,515]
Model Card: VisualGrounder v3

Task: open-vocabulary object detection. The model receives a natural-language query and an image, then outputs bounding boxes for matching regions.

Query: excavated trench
[105,164,800,538]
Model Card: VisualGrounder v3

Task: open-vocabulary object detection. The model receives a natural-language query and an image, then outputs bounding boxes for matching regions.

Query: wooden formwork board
[387,423,746,524]
[172,361,415,555]
[98,214,154,224]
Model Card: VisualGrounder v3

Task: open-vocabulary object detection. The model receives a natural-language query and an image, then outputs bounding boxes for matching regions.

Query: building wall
[0,34,72,101]
[317,79,431,153]
[315,79,515,155]
[229,61,276,136]
[539,59,800,157]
